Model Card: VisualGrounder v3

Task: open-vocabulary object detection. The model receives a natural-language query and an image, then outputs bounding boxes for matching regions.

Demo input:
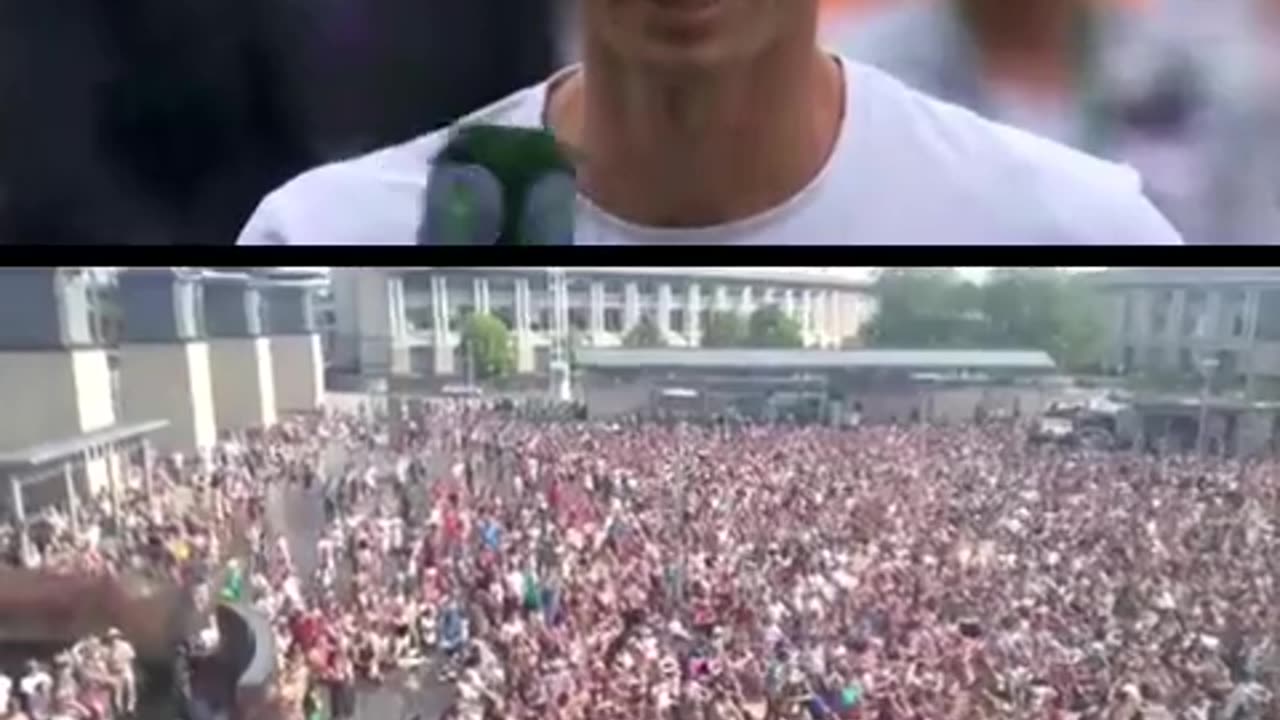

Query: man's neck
[547,43,844,228]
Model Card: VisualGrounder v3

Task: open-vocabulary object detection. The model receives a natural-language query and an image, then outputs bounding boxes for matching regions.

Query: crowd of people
[0,450,222,720]
[4,398,1280,720]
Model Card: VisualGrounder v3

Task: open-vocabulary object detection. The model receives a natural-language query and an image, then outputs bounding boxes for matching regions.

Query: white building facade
[329,267,876,378]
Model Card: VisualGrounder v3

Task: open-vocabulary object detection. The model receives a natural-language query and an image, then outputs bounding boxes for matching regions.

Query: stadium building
[327,267,876,379]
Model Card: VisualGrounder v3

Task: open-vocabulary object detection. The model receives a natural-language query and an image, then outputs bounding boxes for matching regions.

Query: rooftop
[390,267,873,291]
[0,420,169,473]
[1089,268,1280,287]
[575,348,1057,372]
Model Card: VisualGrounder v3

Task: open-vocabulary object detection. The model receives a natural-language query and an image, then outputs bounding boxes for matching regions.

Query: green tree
[624,314,666,348]
[701,310,748,348]
[863,267,1108,371]
[980,268,1106,371]
[747,305,804,348]
[460,312,516,380]
[862,268,989,347]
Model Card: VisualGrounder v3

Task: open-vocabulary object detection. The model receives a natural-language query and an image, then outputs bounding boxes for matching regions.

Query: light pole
[1196,355,1220,458]
[547,267,571,402]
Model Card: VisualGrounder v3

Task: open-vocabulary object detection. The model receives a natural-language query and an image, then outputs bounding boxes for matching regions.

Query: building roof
[0,420,169,471]
[576,348,1057,372]
[391,267,873,291]
[1089,268,1280,287]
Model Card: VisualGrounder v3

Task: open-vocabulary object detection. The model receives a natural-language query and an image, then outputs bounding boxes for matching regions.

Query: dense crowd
[0,453,221,720]
[5,399,1280,720]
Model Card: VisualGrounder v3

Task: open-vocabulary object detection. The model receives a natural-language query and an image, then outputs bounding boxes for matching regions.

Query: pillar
[624,282,641,330]
[589,281,606,342]
[432,275,455,376]
[686,283,702,344]
[387,273,411,375]
[0,268,115,453]
[64,462,79,535]
[205,272,277,433]
[658,283,674,336]
[514,277,536,374]
[117,268,217,453]
[263,279,324,412]
[801,291,816,345]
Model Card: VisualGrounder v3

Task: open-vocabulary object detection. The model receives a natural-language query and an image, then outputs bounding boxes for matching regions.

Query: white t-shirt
[237,56,1180,246]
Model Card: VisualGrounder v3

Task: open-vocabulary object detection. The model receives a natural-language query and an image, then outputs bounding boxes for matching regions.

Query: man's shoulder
[852,63,1181,244]
[236,83,548,246]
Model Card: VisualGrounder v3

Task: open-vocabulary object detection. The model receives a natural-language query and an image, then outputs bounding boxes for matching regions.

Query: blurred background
[0,0,1275,245]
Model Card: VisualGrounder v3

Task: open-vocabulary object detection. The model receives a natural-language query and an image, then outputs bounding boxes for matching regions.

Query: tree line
[456,268,1107,380]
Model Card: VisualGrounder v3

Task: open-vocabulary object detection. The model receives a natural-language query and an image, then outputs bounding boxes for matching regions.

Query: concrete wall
[854,384,1051,425]
[209,338,277,433]
[119,342,217,453]
[0,349,114,451]
[272,334,324,412]
[583,379,658,419]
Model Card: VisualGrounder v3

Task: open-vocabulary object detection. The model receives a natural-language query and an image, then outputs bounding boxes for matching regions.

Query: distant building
[328,267,877,379]
[1088,268,1280,397]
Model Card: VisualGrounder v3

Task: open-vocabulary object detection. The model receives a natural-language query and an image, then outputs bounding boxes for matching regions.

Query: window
[1182,289,1207,337]
[1256,290,1280,341]
[604,308,623,333]
[569,308,589,332]
[406,307,433,332]
[638,280,657,297]
[1122,345,1135,371]
[533,308,552,332]
[670,309,686,332]
[450,304,475,331]
[698,309,711,333]
[1222,290,1247,338]
[604,280,623,296]
[1150,290,1173,335]
[492,305,516,330]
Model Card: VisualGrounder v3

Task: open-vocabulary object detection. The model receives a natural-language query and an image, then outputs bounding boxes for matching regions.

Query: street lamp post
[1197,355,1220,459]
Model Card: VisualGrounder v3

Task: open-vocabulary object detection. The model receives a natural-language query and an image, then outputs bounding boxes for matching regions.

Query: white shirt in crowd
[0,673,11,715]
[237,57,1181,246]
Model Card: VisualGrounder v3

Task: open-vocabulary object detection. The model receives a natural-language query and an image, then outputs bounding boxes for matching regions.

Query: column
[589,281,606,339]
[624,282,641,329]
[205,272,277,433]
[713,285,730,311]
[476,277,492,315]
[117,268,217,453]
[1169,289,1187,344]
[686,283,702,343]
[825,292,839,341]
[0,268,115,453]
[783,289,797,320]
[10,476,28,561]
[1205,289,1223,341]
[261,277,324,413]
[432,275,454,376]
[64,463,80,535]
[1245,288,1261,399]
[801,290,816,345]
[658,283,674,335]
[514,277,535,374]
[738,286,753,317]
